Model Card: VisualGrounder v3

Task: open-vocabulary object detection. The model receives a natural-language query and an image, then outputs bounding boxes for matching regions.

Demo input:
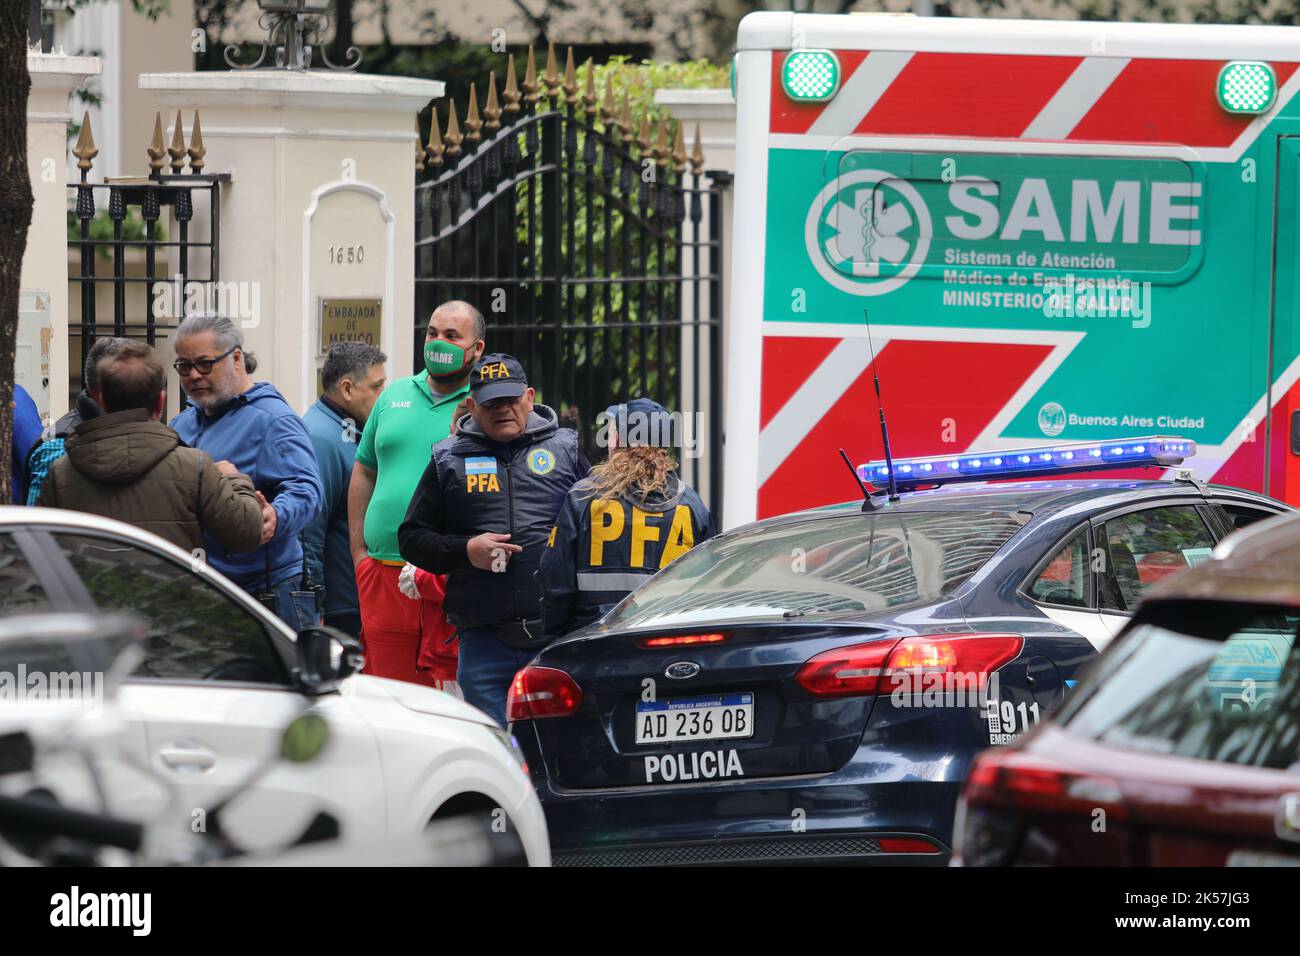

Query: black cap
[470,353,528,403]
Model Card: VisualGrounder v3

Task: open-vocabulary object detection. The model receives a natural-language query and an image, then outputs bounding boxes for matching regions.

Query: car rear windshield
[599,510,1026,630]
[1056,603,1300,771]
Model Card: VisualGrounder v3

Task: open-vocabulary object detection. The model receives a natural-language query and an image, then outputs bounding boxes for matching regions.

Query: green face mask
[424,339,469,379]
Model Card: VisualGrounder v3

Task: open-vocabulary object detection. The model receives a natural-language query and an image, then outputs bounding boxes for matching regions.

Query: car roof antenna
[838,448,877,511]
[864,308,900,502]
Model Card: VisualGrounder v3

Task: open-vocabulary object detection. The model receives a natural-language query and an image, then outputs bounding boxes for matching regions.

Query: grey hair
[434,299,486,344]
[175,313,257,373]
[84,336,129,391]
[322,341,387,394]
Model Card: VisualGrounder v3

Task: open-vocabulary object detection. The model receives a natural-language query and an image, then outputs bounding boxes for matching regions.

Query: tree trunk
[0,3,35,505]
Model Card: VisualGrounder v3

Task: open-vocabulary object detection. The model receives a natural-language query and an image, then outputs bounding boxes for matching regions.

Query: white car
[0,506,549,865]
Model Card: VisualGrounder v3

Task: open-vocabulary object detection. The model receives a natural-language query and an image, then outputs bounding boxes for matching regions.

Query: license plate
[635,693,754,744]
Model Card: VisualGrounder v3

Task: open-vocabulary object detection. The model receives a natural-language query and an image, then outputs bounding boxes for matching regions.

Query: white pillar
[137,70,443,413]
[23,51,102,422]
[654,88,736,514]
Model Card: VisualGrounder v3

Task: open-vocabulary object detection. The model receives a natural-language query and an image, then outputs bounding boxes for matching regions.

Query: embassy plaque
[319,297,382,353]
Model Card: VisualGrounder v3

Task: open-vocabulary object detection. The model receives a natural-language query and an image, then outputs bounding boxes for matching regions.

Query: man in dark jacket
[24,336,127,505]
[36,341,264,555]
[399,353,589,725]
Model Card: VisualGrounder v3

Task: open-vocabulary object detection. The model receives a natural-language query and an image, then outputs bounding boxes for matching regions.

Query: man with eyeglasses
[399,353,590,726]
[170,314,324,631]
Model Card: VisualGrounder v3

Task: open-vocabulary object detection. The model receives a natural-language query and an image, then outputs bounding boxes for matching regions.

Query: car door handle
[158,741,216,772]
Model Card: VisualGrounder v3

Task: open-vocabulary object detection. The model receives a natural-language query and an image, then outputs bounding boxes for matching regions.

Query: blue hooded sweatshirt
[171,381,323,589]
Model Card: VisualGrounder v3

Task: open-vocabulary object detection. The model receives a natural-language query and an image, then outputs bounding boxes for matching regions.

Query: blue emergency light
[857,436,1195,492]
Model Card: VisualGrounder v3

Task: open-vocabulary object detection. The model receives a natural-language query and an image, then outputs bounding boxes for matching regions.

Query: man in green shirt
[348,300,485,685]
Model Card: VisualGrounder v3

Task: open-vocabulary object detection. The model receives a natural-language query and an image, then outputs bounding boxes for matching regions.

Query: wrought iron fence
[67,110,224,394]
[414,46,729,512]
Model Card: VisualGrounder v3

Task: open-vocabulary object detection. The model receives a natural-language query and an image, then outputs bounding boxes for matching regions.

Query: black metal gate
[414,48,729,513]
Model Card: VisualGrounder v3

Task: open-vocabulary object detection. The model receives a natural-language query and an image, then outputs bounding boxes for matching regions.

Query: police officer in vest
[398,353,589,726]
[537,398,713,641]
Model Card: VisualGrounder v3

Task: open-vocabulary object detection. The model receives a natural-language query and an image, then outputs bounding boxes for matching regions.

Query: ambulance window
[1029,529,1090,608]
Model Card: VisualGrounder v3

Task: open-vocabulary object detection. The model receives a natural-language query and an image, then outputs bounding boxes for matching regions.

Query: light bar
[857,436,1195,491]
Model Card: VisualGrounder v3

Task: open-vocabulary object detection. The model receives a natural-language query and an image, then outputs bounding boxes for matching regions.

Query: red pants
[355,557,439,688]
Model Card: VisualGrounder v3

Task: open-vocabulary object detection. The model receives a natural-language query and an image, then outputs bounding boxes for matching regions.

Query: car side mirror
[294,626,363,694]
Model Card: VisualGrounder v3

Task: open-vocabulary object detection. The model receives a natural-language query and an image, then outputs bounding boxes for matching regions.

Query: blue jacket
[301,396,359,618]
[171,382,323,589]
[11,385,43,504]
[537,472,713,640]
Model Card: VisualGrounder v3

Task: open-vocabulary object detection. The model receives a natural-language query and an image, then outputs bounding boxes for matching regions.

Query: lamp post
[225,0,361,72]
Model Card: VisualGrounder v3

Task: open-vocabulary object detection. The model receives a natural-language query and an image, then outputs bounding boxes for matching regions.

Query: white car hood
[341,674,496,726]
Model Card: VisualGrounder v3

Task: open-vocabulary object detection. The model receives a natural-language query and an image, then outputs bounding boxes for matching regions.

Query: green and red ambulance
[723,12,1300,526]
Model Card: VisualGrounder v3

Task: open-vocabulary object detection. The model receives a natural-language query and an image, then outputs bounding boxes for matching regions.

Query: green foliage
[573,55,731,127]
[67,206,167,259]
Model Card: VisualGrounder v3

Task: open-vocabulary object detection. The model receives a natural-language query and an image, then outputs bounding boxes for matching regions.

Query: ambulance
[723,12,1300,526]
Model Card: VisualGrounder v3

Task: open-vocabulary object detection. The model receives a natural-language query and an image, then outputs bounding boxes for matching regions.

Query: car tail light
[796,633,1022,699]
[507,666,582,721]
[795,639,900,697]
[636,632,727,648]
[963,748,1128,822]
[878,836,942,854]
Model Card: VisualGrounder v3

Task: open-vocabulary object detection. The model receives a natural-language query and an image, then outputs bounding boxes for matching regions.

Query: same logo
[528,448,555,475]
[805,168,932,296]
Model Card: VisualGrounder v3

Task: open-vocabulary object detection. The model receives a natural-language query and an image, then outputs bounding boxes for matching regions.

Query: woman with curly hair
[537,398,713,641]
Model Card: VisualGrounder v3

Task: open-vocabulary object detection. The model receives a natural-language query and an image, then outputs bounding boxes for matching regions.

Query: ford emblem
[665,661,700,680]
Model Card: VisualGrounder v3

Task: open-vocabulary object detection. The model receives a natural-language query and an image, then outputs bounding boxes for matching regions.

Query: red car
[956,512,1300,866]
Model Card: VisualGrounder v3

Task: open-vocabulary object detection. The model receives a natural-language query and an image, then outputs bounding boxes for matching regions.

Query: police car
[507,437,1288,866]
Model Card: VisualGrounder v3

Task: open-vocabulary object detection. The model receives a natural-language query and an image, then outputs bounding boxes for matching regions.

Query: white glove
[397,562,421,600]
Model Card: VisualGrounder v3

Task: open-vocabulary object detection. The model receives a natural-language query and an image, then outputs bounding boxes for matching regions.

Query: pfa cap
[470,353,529,403]
[602,397,675,447]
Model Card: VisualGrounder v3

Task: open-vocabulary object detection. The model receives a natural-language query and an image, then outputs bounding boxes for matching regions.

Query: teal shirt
[302,397,360,617]
[355,373,469,562]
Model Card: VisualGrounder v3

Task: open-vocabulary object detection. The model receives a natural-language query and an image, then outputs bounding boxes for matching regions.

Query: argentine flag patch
[466,456,498,476]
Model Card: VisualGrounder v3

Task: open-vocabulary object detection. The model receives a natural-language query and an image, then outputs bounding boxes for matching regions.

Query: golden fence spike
[654,114,669,168]
[504,54,521,113]
[425,109,444,167]
[562,47,577,103]
[671,118,686,174]
[582,58,597,118]
[543,43,561,100]
[146,111,166,173]
[484,71,502,129]
[168,110,187,173]
[600,73,615,125]
[187,111,206,173]
[73,111,98,173]
[691,122,705,176]
[415,117,425,173]
[523,44,539,104]
[465,83,482,143]
[445,100,464,157]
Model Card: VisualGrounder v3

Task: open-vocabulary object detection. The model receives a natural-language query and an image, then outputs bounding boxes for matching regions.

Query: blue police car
[507,437,1289,866]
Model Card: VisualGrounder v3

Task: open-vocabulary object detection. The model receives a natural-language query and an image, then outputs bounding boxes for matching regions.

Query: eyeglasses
[173,346,236,376]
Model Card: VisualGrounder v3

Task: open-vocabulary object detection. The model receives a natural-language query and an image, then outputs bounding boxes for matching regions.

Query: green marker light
[1217,61,1276,115]
[782,50,841,103]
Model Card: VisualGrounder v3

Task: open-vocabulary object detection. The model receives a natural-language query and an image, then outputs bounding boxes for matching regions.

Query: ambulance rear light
[856,436,1195,491]
[636,632,727,649]
[781,50,841,102]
